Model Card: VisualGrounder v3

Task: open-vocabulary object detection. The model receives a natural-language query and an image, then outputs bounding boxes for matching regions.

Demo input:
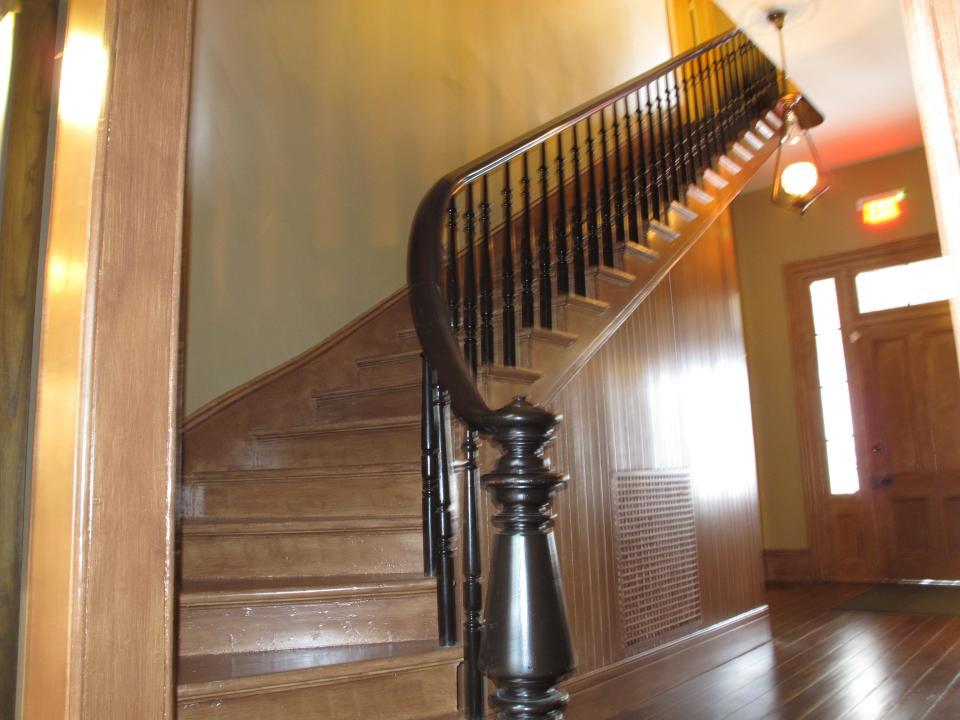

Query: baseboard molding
[563,606,771,719]
[764,549,814,582]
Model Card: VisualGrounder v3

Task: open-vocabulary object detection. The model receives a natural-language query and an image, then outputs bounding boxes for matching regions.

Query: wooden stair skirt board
[565,606,771,719]
[177,642,462,720]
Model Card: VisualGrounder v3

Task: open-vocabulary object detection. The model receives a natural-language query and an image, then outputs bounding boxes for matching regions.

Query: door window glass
[810,278,860,494]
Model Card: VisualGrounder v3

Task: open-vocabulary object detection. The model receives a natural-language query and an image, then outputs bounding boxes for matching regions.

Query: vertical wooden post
[899,0,960,364]
[19,0,194,716]
[480,398,575,720]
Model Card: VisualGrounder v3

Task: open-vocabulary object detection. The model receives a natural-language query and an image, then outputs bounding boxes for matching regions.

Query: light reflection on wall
[47,256,86,294]
[0,12,15,134]
[58,32,108,127]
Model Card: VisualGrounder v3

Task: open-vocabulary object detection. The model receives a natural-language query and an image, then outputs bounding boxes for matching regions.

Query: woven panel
[614,469,701,650]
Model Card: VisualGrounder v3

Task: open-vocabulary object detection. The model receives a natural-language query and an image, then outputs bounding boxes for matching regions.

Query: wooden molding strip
[563,606,770,705]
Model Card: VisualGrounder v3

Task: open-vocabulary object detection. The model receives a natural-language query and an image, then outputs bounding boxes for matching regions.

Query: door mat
[835,584,960,616]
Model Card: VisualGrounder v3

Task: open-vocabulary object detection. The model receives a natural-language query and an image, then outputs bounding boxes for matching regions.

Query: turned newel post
[480,397,576,720]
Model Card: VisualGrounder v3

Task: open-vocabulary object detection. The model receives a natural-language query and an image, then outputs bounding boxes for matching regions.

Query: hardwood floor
[610,583,960,719]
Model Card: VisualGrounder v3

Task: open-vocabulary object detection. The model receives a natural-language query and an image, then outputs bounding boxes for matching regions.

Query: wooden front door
[854,309,960,579]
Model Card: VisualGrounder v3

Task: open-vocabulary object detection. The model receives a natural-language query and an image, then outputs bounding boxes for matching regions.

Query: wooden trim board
[18,0,193,716]
[763,550,814,583]
[564,606,771,719]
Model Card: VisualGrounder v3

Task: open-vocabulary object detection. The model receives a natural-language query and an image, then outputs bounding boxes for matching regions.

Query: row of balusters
[421,29,780,720]
[442,31,778,371]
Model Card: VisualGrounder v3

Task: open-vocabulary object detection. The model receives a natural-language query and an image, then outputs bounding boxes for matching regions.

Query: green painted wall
[184,0,671,412]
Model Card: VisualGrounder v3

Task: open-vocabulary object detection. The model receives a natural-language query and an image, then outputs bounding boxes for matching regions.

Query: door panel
[857,313,960,579]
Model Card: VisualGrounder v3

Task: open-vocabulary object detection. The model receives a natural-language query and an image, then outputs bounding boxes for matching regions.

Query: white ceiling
[714,0,924,187]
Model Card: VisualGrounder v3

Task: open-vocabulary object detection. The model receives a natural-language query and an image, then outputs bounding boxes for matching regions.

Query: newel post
[480,397,575,719]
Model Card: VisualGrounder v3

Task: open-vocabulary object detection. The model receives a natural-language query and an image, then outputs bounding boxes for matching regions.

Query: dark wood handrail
[408,29,742,430]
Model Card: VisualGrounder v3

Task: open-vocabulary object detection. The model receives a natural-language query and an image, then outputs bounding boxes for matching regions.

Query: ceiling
[714,0,924,188]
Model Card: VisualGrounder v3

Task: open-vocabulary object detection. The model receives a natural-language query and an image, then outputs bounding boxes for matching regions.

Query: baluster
[463,185,478,375]
[706,49,724,158]
[501,163,516,367]
[520,154,535,328]
[479,176,495,365]
[666,70,685,204]
[666,75,682,203]
[570,123,587,294]
[717,45,732,147]
[462,425,484,719]
[622,96,643,244]
[637,88,658,229]
[721,40,735,143]
[479,399,575,720]
[585,116,602,265]
[447,198,460,331]
[537,144,553,329]
[674,65,697,192]
[735,37,748,128]
[611,102,628,248]
[653,78,672,211]
[598,107,615,266]
[692,54,710,168]
[554,135,570,295]
[420,356,438,576]
[431,369,457,646]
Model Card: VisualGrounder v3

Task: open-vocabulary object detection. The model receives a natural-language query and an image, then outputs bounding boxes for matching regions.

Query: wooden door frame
[900,0,960,367]
[17,0,193,717]
[784,235,942,581]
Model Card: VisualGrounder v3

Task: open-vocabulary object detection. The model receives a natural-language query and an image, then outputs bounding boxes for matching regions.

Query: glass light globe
[780,161,819,197]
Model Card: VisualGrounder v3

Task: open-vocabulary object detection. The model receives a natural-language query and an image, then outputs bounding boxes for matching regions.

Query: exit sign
[857,189,906,225]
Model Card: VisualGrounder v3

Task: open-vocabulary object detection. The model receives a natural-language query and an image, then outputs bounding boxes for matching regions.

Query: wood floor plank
[605,583,960,720]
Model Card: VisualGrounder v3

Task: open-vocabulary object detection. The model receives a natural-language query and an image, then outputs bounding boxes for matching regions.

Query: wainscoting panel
[542,214,766,677]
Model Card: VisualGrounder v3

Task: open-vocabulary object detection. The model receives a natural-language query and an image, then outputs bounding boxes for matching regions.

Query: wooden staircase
[176,25,785,714]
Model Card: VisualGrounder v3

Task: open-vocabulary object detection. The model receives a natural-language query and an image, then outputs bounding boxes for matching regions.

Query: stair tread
[180,573,435,607]
[183,462,420,483]
[253,415,419,439]
[177,641,462,697]
[181,515,423,535]
[554,292,610,312]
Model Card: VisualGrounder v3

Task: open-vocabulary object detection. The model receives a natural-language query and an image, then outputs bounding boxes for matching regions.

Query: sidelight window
[809,278,860,495]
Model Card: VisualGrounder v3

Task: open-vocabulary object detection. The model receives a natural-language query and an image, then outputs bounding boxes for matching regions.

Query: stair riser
[178,661,460,720]
[182,475,421,520]
[179,592,437,656]
[255,425,418,468]
[313,384,420,423]
[181,529,423,580]
[553,302,607,336]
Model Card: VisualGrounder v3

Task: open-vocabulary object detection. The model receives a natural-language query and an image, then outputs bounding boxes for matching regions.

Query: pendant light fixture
[768,9,829,214]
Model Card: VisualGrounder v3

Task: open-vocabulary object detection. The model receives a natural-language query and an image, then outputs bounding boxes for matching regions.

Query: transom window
[855,256,954,314]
